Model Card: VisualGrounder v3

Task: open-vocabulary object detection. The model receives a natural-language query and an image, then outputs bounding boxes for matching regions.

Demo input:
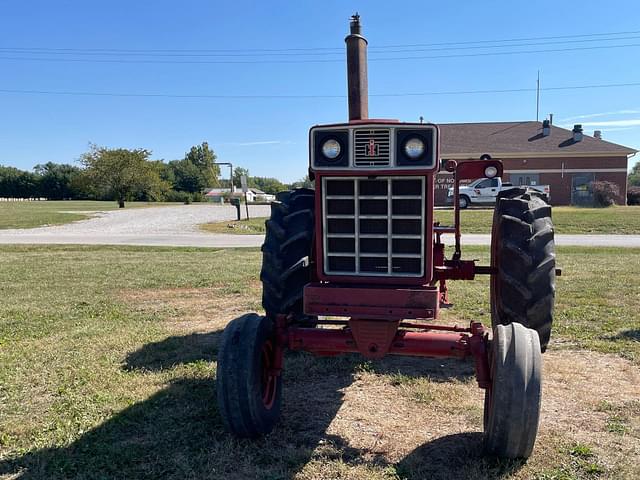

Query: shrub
[164,190,191,203]
[591,181,619,207]
[628,186,640,205]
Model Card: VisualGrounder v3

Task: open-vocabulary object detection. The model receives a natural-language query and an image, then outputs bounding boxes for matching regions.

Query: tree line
[0,142,310,207]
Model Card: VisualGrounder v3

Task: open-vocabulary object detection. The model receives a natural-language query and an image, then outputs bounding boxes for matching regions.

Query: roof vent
[594,130,602,139]
[572,124,583,142]
[542,119,551,136]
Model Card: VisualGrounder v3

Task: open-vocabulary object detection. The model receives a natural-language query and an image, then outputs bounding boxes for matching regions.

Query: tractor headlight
[321,139,341,159]
[484,166,498,178]
[404,137,425,159]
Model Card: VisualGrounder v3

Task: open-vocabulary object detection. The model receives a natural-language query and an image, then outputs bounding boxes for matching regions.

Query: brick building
[436,121,637,205]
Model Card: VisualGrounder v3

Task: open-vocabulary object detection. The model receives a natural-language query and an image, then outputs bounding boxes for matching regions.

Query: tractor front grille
[354,129,391,167]
[322,176,425,277]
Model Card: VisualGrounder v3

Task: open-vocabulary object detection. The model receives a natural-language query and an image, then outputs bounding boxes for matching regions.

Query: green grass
[0,245,638,479]
[442,245,640,364]
[433,205,640,234]
[533,442,606,480]
[199,206,640,236]
[0,200,175,229]
[200,217,266,234]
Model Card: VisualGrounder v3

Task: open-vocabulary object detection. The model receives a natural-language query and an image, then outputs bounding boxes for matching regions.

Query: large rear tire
[260,189,315,321]
[484,322,542,458]
[217,313,282,437]
[490,187,555,351]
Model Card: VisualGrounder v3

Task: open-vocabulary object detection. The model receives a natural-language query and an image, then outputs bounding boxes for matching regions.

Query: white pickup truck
[448,177,550,208]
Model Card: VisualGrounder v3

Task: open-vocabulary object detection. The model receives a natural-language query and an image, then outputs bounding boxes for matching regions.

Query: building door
[571,173,595,206]
[510,173,540,186]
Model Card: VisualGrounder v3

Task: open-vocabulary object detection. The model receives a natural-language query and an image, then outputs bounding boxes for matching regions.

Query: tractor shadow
[606,329,640,342]
[123,331,221,371]
[396,433,525,480]
[0,329,509,479]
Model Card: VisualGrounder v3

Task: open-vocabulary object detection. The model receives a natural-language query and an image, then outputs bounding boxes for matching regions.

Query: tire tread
[260,188,315,319]
[491,188,555,351]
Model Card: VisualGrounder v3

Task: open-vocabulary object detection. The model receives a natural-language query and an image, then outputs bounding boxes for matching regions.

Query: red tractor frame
[217,15,557,459]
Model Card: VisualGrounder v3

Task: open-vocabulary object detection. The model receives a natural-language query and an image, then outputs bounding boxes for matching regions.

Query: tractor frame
[217,14,556,460]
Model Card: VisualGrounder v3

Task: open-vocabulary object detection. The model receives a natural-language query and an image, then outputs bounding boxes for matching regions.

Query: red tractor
[217,15,556,459]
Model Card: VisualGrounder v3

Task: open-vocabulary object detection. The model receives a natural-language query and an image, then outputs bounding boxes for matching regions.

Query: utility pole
[536,70,540,122]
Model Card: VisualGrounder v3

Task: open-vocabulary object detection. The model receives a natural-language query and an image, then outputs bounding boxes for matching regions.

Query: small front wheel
[484,323,542,459]
[459,195,470,209]
[216,313,282,437]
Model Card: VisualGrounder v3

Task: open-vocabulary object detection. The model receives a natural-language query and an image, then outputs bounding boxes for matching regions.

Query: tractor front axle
[276,315,491,389]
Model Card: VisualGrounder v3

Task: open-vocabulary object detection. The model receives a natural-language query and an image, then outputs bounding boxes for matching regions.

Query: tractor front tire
[216,313,282,437]
[484,322,542,459]
[261,188,315,321]
[491,187,555,351]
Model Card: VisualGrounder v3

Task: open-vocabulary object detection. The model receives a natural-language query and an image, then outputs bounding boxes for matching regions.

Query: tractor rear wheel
[217,313,282,437]
[490,187,555,351]
[261,188,315,322]
[484,322,542,458]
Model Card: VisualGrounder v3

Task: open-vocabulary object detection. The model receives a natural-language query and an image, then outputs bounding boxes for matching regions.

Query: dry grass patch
[287,348,640,480]
[119,285,261,333]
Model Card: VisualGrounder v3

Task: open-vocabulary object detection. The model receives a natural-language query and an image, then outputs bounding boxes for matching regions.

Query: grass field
[202,206,640,236]
[0,201,173,229]
[433,205,640,235]
[200,217,267,235]
[0,245,638,479]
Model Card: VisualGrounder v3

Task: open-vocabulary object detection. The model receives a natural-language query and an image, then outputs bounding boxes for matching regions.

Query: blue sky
[1,0,639,183]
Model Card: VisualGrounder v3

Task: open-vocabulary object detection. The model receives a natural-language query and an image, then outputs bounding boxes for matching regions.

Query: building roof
[439,121,637,158]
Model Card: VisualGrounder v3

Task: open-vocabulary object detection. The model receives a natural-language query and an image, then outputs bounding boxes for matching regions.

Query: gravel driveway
[0,204,638,248]
[0,204,271,247]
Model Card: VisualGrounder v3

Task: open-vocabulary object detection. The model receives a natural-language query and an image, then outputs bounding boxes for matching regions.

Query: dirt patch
[119,286,261,332]
[117,288,639,478]
[294,349,640,479]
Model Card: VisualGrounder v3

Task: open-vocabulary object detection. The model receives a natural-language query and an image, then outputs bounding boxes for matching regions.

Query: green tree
[0,165,39,198]
[232,167,250,189]
[80,145,166,208]
[170,159,209,193]
[150,160,176,187]
[229,167,288,194]
[34,162,82,200]
[291,175,313,189]
[251,176,287,195]
[629,161,640,187]
[184,142,220,188]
